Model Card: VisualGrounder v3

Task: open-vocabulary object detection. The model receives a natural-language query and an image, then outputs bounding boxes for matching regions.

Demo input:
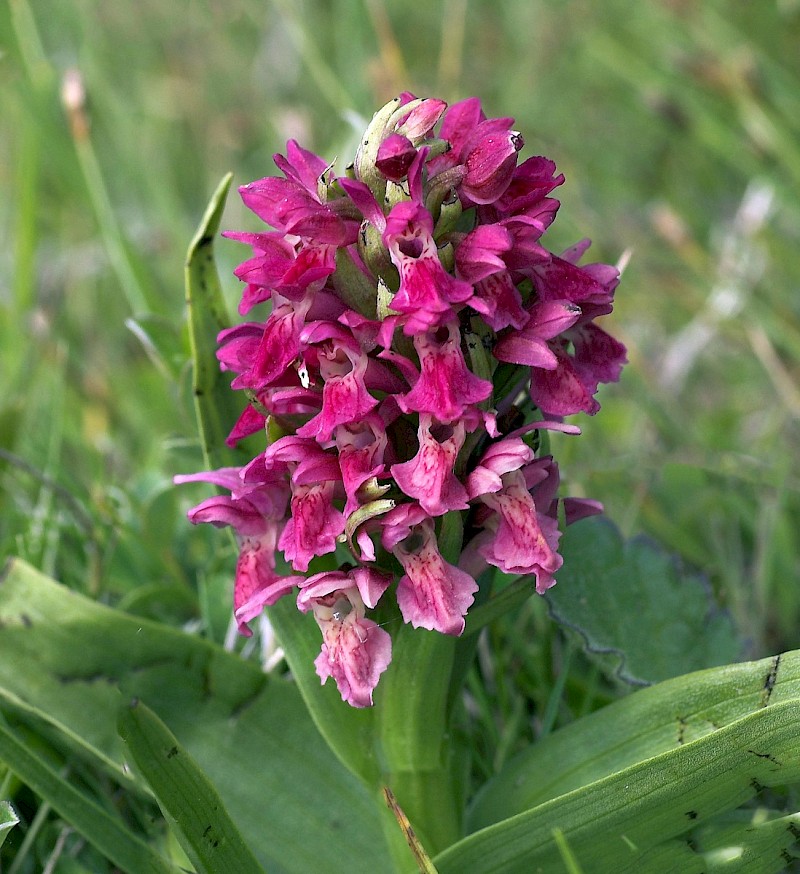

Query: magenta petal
[230,301,308,391]
[399,323,492,423]
[338,177,386,231]
[391,416,469,516]
[186,495,267,537]
[233,536,302,635]
[392,521,478,635]
[296,354,379,442]
[478,470,562,592]
[466,437,534,499]
[335,418,387,516]
[530,345,600,416]
[277,139,330,191]
[396,98,447,140]
[376,133,417,181]
[278,481,345,571]
[455,223,513,284]
[468,272,528,332]
[314,616,392,707]
[571,322,628,391]
[462,124,524,205]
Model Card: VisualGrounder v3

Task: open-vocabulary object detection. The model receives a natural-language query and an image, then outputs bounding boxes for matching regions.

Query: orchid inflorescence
[175,94,626,707]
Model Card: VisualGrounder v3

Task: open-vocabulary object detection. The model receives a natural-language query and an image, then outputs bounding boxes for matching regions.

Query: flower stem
[375,625,462,859]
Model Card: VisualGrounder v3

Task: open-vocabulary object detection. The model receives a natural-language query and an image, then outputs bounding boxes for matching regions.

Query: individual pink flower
[426,98,524,205]
[335,415,388,516]
[297,568,393,708]
[383,202,474,335]
[479,155,564,226]
[221,297,313,392]
[174,468,301,634]
[382,504,478,635]
[455,223,528,331]
[278,481,345,572]
[391,415,469,516]
[239,140,358,246]
[295,327,380,442]
[468,450,564,593]
[398,321,492,423]
[224,231,337,314]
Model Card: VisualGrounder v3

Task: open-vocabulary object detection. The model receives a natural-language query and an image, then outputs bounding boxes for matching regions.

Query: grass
[2,0,800,869]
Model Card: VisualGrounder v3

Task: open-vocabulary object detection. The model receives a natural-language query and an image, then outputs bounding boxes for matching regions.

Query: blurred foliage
[2,0,800,868]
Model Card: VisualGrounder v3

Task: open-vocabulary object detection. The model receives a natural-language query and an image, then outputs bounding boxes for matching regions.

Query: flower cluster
[176,95,626,707]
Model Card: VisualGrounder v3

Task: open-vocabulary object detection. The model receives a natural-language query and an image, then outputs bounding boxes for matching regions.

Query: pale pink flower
[297,568,393,708]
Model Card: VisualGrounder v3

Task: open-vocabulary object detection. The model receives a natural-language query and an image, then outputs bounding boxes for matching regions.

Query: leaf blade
[0,716,180,874]
[439,699,800,873]
[118,699,267,874]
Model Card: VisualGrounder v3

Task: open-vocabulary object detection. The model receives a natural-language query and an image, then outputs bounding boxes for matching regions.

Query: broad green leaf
[469,650,799,830]
[0,716,180,874]
[184,172,242,470]
[0,558,391,874]
[119,699,266,874]
[0,800,19,850]
[694,811,800,873]
[437,698,800,873]
[547,516,741,684]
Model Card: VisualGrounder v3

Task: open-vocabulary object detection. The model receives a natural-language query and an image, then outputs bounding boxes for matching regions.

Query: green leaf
[469,650,800,830]
[0,558,391,874]
[118,699,266,874]
[437,698,800,873]
[695,811,800,873]
[547,516,741,684]
[184,172,242,470]
[0,800,19,850]
[0,715,180,874]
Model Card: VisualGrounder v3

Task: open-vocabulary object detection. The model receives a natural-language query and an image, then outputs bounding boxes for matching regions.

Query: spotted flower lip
[176,92,627,706]
[297,569,393,707]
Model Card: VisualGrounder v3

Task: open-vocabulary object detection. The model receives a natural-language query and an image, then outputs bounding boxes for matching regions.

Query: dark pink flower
[239,140,358,246]
[295,329,379,442]
[391,415,469,516]
[455,223,528,330]
[429,98,523,205]
[398,322,492,423]
[221,297,312,392]
[384,201,474,334]
[174,468,300,634]
[335,416,388,516]
[278,480,345,572]
[225,231,337,314]
[479,155,564,225]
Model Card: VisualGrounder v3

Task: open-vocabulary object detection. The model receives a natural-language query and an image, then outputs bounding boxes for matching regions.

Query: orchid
[176,94,626,710]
